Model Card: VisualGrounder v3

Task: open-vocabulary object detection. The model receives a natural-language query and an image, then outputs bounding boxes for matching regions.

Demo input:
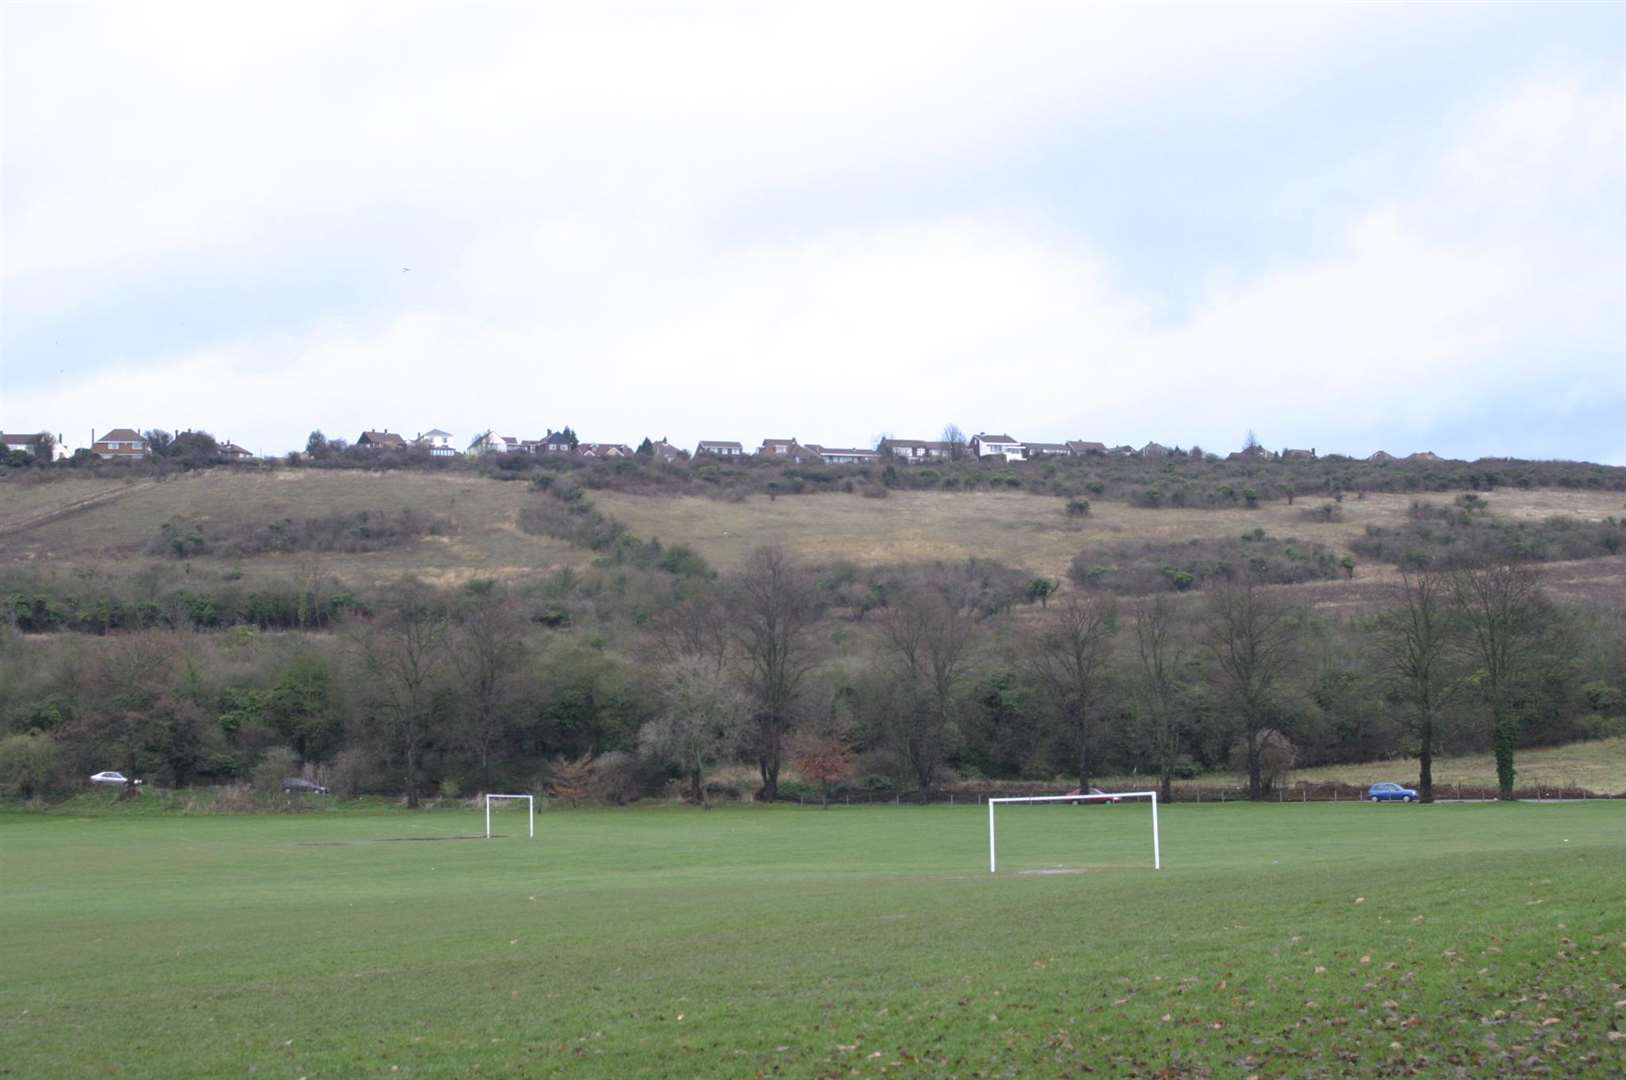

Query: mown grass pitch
[2,803,1622,1078]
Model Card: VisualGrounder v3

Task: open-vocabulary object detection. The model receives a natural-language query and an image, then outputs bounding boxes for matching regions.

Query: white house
[819,447,881,465]
[467,430,519,455]
[970,433,1025,461]
[415,429,456,457]
[696,440,744,458]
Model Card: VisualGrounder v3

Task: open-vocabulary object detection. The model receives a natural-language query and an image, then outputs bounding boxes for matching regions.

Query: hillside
[4,469,1625,601]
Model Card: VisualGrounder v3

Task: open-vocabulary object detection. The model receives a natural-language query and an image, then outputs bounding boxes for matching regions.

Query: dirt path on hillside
[0,480,160,539]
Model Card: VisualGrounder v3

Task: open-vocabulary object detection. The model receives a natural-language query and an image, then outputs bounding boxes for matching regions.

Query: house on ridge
[2,432,63,460]
[818,446,881,465]
[970,433,1025,461]
[538,430,575,454]
[415,429,456,457]
[1066,440,1107,456]
[645,438,686,464]
[92,428,149,460]
[579,443,634,458]
[695,440,744,458]
[879,438,951,462]
[467,430,519,455]
[357,430,408,451]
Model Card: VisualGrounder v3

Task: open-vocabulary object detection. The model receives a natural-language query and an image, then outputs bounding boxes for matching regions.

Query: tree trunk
[1417,723,1434,803]
[404,741,420,808]
[1493,706,1517,800]
[1247,733,1263,800]
[757,754,779,802]
[1159,766,1172,804]
[1076,719,1090,793]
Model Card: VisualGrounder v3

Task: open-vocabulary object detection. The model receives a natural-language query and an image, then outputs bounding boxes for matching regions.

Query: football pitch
[2,802,1622,1078]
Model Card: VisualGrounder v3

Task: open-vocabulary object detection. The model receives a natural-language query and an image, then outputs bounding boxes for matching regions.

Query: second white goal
[987,791,1160,873]
[484,794,535,839]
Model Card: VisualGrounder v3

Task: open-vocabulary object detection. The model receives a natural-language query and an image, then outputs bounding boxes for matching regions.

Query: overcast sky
[3,2,1623,461]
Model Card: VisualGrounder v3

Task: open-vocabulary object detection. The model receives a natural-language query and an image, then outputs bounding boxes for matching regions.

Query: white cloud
[2,6,1621,462]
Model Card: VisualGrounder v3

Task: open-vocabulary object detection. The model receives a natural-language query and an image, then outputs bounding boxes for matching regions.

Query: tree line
[2,547,1622,805]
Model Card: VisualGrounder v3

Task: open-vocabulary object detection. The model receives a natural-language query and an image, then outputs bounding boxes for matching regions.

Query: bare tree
[1371,568,1463,802]
[1023,593,1117,791]
[730,545,822,801]
[450,580,527,792]
[941,423,967,462]
[1203,579,1298,800]
[876,582,978,797]
[350,585,451,808]
[652,586,729,675]
[1132,595,1189,803]
[642,655,746,805]
[1451,561,1556,800]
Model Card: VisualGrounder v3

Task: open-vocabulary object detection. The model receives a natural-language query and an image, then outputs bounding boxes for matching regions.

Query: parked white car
[89,771,141,786]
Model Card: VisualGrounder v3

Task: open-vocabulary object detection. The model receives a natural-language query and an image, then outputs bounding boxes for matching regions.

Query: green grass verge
[1093,736,1626,797]
[2,803,1622,1078]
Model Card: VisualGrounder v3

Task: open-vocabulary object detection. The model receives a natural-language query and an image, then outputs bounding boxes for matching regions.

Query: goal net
[987,791,1160,873]
[484,794,535,839]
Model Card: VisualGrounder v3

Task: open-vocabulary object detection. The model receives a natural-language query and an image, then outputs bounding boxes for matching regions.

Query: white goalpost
[484,794,535,839]
[987,791,1160,873]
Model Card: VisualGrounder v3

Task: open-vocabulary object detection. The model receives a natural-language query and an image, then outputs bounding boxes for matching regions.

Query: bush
[1066,498,1091,517]
[1070,532,1342,594]
[0,733,63,799]
[774,779,820,802]
[251,748,300,795]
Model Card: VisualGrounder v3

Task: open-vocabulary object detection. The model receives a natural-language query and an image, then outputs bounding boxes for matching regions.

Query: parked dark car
[281,778,329,795]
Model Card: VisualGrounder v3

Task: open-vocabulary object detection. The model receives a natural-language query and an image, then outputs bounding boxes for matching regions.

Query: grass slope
[2,803,1621,1078]
[5,472,1625,590]
[0,471,584,585]
[592,488,1626,581]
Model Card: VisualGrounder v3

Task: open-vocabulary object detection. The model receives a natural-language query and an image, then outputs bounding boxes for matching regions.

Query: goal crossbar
[484,794,535,839]
[987,791,1160,872]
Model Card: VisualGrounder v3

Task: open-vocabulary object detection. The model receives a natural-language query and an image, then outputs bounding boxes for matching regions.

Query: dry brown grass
[7,472,1624,593]
[595,488,1626,582]
[0,470,585,586]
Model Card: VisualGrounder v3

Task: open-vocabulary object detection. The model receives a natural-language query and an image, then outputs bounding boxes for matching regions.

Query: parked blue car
[1367,782,1418,803]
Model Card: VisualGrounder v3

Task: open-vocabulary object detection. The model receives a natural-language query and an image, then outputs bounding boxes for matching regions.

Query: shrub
[1070,532,1341,593]
[1066,498,1091,517]
[251,747,300,795]
[0,733,63,798]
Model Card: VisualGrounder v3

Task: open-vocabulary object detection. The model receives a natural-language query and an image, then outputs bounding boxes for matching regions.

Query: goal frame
[484,794,535,839]
[987,791,1159,873]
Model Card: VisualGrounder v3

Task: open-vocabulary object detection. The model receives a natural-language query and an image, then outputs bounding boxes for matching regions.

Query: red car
[1065,787,1121,804]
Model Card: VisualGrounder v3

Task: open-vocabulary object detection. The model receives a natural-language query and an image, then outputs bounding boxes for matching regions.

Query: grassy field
[1272,738,1626,797]
[0,471,585,586]
[593,488,1626,581]
[5,471,1625,591]
[1090,737,1626,797]
[3,802,1622,1078]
